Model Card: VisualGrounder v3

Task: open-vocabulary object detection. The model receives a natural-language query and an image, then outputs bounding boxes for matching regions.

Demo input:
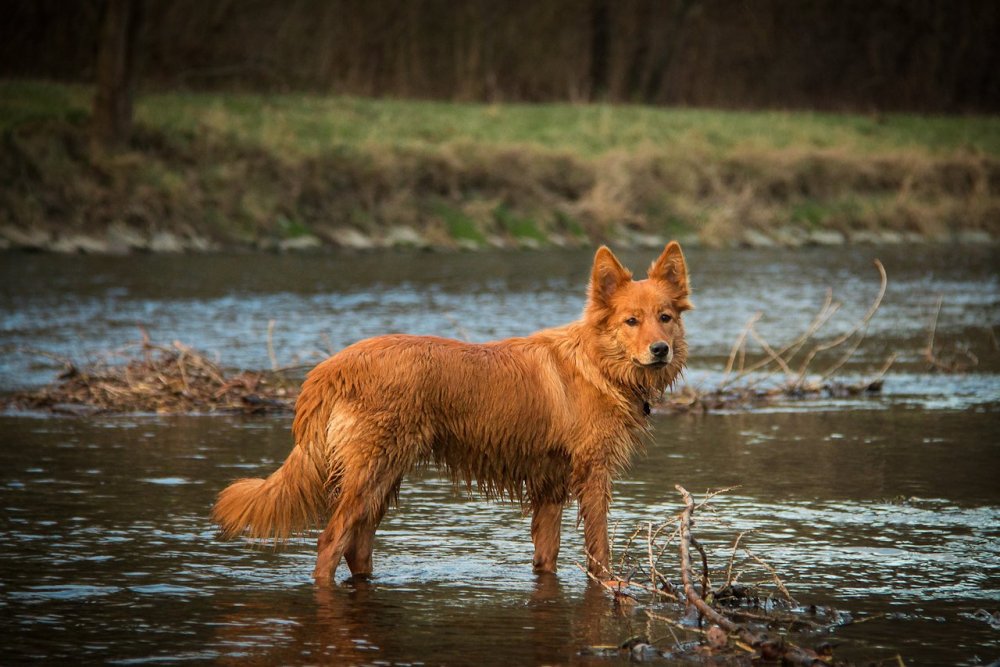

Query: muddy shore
[1,218,995,256]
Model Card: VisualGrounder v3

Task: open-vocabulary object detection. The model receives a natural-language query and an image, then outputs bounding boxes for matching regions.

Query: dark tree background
[2,0,998,113]
[91,0,143,150]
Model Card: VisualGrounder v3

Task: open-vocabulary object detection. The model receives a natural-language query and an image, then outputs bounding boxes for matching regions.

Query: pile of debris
[581,486,876,665]
[4,331,298,415]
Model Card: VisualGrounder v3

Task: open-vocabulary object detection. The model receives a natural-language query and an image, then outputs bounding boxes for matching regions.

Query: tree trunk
[588,0,610,101]
[92,0,143,152]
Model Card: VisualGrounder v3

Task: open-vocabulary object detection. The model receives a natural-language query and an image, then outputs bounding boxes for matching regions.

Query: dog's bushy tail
[212,444,326,542]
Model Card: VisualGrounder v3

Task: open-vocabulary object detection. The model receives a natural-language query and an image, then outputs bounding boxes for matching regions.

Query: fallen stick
[744,546,799,606]
[675,484,828,665]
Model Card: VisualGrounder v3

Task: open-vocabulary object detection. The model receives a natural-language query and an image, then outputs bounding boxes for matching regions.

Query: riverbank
[2,81,998,253]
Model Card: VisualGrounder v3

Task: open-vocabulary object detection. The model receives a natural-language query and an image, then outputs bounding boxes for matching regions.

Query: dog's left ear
[648,241,693,311]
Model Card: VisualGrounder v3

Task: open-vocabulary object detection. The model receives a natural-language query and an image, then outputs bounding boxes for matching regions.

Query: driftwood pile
[4,329,297,415]
[581,486,881,665]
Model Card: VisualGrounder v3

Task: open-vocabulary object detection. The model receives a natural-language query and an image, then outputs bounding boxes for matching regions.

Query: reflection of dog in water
[213,243,692,584]
[211,576,614,664]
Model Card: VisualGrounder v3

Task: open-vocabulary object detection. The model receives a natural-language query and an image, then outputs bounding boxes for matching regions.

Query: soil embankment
[2,82,997,253]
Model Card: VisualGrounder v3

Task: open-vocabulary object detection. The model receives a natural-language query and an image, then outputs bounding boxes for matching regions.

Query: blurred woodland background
[1,0,998,253]
[4,0,998,111]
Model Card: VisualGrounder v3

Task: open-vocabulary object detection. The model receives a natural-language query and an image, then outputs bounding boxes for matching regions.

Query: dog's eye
[625,317,639,326]
[659,313,672,323]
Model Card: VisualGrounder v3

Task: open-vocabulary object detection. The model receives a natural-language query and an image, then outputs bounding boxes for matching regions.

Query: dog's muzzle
[637,341,672,367]
[649,341,670,359]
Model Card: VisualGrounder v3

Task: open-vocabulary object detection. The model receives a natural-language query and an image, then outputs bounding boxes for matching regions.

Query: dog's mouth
[633,358,670,369]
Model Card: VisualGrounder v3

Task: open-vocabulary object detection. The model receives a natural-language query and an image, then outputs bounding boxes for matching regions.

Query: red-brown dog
[213,243,691,583]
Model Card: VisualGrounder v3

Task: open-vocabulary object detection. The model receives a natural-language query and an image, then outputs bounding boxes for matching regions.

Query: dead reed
[665,259,894,413]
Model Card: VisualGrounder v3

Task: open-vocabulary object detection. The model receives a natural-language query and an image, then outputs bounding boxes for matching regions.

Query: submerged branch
[673,485,830,664]
[587,485,855,662]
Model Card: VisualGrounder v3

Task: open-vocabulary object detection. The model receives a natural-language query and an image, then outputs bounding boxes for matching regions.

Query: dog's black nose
[649,341,669,358]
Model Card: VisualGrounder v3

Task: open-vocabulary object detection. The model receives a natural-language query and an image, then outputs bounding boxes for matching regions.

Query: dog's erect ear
[589,246,632,307]
[648,241,693,311]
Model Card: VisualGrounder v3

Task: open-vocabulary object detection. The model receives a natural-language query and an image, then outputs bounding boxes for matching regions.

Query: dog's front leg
[530,502,563,573]
[574,465,612,578]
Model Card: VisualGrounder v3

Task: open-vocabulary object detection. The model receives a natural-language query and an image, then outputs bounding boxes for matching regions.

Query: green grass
[791,197,868,229]
[275,215,311,238]
[142,92,1000,157]
[2,80,996,247]
[434,203,486,244]
[3,80,997,158]
[493,204,546,243]
[0,81,92,128]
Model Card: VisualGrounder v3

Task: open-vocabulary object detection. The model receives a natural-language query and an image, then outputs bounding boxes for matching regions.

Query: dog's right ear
[589,246,632,308]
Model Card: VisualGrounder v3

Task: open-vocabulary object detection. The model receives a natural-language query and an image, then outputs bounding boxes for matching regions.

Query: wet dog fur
[212,243,692,583]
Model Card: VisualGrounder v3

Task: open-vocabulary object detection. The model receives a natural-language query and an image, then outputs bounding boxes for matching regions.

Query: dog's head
[585,242,692,390]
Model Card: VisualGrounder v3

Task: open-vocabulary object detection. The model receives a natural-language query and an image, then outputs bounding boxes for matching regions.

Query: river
[1,244,998,664]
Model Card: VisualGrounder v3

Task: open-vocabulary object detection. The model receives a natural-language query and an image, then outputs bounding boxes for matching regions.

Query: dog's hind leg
[313,486,366,584]
[313,417,429,584]
[314,461,411,583]
[343,514,379,577]
[530,502,563,573]
[314,480,393,584]
[343,478,399,577]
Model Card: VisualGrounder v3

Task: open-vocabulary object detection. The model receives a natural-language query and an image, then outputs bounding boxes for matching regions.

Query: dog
[212,242,692,584]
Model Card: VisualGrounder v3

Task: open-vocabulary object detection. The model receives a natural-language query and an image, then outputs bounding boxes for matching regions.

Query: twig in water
[266,319,279,372]
[722,313,761,380]
[723,529,755,589]
[690,536,711,597]
[743,546,799,606]
[749,327,796,378]
[675,485,827,665]
[923,295,945,369]
[792,258,887,388]
[922,296,978,372]
[719,290,838,390]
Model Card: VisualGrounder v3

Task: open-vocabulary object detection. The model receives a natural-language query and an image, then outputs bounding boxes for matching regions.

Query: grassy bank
[2,80,998,252]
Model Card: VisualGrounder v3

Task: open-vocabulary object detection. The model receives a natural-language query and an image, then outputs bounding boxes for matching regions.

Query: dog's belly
[429,432,573,502]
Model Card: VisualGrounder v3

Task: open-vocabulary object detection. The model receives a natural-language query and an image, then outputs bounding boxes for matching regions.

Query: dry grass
[2,82,998,250]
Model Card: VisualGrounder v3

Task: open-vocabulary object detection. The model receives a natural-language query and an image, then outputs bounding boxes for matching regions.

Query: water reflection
[0,405,997,664]
[202,575,625,665]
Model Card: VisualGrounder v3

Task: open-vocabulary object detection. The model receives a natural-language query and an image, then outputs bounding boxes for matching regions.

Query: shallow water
[1,245,998,664]
[2,245,998,390]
